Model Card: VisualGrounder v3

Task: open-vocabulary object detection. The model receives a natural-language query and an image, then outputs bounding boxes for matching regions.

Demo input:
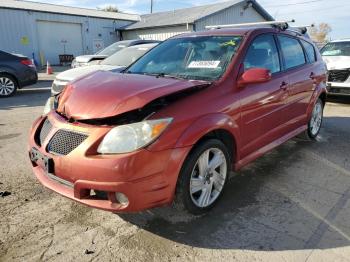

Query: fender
[175,113,241,162]
[306,82,327,120]
[0,65,16,75]
[0,66,19,86]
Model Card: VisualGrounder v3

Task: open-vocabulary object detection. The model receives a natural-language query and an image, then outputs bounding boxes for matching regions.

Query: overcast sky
[28,0,350,39]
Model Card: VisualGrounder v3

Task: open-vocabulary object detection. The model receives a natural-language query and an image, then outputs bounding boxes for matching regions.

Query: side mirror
[238,68,271,87]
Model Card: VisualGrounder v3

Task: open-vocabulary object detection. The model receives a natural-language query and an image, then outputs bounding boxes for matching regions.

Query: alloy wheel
[0,77,15,96]
[190,148,227,208]
[310,100,323,136]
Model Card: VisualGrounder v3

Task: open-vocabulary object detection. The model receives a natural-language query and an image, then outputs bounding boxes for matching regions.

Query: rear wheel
[174,139,231,215]
[0,74,17,98]
[307,98,324,139]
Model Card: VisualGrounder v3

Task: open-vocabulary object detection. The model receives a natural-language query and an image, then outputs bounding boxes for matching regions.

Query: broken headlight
[97,118,173,154]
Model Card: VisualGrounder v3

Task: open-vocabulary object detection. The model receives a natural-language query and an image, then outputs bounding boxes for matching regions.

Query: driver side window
[244,34,281,74]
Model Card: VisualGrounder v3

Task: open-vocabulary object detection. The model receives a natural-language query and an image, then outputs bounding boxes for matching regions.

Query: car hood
[56,65,123,82]
[323,56,350,70]
[75,55,108,63]
[57,71,210,120]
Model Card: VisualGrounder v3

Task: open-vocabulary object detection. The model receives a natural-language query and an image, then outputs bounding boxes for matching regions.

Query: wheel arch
[0,71,20,88]
[175,113,240,167]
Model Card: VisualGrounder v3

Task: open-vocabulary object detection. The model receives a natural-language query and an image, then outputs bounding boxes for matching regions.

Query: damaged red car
[28,25,327,214]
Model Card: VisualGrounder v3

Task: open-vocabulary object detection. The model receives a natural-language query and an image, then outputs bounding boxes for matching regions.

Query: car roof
[329,39,350,43]
[126,43,159,49]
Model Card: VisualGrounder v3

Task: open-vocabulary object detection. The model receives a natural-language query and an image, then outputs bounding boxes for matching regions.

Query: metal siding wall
[123,25,193,41]
[0,8,134,65]
[195,3,266,31]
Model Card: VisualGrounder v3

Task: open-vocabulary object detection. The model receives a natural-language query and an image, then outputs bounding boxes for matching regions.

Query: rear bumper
[28,113,191,213]
[19,71,38,88]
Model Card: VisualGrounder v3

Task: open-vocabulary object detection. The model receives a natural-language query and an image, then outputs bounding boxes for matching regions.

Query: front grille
[47,130,88,156]
[36,118,52,146]
[328,70,350,83]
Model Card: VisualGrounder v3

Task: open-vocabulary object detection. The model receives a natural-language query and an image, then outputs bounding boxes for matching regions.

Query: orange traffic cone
[46,61,53,75]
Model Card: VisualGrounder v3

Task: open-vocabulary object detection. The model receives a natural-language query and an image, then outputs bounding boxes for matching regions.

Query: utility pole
[151,0,153,13]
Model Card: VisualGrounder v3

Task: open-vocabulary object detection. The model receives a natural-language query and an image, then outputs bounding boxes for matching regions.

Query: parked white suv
[51,43,158,95]
[321,39,350,96]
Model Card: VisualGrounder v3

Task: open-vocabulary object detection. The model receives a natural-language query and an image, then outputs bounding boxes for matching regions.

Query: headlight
[42,97,55,116]
[97,118,173,154]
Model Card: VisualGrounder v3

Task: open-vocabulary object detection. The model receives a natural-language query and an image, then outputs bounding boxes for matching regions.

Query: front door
[238,34,289,159]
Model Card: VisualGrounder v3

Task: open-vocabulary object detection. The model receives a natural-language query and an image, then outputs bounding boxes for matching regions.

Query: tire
[174,139,231,215]
[0,74,17,98]
[307,98,324,139]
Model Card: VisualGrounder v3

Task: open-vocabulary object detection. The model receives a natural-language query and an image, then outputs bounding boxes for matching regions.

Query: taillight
[21,59,35,67]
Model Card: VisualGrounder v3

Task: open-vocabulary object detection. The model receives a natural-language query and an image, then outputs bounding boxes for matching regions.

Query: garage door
[37,21,83,65]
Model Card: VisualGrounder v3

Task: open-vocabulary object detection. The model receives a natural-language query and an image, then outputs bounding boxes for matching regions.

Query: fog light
[115,192,129,206]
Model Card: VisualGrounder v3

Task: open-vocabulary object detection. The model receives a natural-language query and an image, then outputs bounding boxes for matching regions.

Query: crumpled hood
[75,55,108,63]
[56,65,123,82]
[323,56,350,70]
[57,71,210,120]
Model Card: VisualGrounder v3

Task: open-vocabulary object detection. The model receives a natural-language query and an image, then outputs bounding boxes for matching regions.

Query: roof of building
[0,0,140,21]
[124,0,274,30]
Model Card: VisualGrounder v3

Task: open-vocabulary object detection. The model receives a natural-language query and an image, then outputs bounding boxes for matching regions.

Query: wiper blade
[148,73,186,80]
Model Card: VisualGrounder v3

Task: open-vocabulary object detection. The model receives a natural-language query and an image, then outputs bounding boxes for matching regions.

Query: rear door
[276,35,314,129]
[239,34,289,159]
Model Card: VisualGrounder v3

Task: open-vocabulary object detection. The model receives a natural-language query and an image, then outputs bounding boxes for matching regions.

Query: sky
[27,0,350,39]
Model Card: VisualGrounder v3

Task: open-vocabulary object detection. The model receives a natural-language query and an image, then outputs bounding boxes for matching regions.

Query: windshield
[101,46,153,66]
[321,41,350,56]
[127,36,243,81]
[96,42,130,56]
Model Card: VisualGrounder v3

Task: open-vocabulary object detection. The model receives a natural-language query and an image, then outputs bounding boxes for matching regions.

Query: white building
[0,0,273,65]
[0,0,139,65]
[122,0,273,41]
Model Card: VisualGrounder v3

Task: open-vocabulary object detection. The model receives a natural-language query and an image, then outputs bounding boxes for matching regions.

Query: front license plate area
[30,147,54,174]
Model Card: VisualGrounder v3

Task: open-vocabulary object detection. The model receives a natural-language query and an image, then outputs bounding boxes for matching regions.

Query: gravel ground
[1,82,350,262]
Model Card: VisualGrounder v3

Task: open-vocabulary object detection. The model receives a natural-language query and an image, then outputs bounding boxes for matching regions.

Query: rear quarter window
[301,40,317,63]
[278,35,306,69]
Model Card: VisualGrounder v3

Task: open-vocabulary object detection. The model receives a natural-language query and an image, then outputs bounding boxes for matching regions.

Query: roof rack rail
[205,20,295,30]
[288,24,314,35]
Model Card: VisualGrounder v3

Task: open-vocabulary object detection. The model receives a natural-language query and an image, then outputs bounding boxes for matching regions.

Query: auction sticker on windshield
[188,61,220,68]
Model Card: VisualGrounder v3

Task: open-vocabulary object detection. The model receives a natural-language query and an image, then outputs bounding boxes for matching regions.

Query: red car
[29,25,327,214]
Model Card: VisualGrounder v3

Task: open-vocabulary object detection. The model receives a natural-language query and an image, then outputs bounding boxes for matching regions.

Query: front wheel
[174,139,231,215]
[307,98,324,139]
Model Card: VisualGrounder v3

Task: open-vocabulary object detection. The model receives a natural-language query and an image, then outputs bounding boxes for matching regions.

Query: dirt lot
[1,82,350,262]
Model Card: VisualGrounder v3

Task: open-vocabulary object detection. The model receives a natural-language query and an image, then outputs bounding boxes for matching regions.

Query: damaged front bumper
[28,112,191,212]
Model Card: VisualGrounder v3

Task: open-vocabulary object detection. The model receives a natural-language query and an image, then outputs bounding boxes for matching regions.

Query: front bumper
[326,82,350,96]
[28,112,191,212]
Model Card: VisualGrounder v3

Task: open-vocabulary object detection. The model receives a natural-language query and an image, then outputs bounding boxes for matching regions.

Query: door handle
[280,81,288,90]
[310,72,316,79]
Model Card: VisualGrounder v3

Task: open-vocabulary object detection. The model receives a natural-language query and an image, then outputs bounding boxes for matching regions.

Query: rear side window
[244,34,280,74]
[278,35,306,69]
[301,40,316,63]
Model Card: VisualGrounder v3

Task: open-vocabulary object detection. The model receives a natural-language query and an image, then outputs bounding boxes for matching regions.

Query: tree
[98,5,119,12]
[309,23,332,43]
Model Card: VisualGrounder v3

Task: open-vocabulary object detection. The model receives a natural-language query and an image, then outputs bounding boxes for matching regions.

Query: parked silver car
[71,40,160,68]
[321,39,350,96]
[52,43,158,95]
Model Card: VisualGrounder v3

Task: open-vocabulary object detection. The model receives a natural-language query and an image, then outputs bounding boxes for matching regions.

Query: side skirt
[234,125,307,171]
